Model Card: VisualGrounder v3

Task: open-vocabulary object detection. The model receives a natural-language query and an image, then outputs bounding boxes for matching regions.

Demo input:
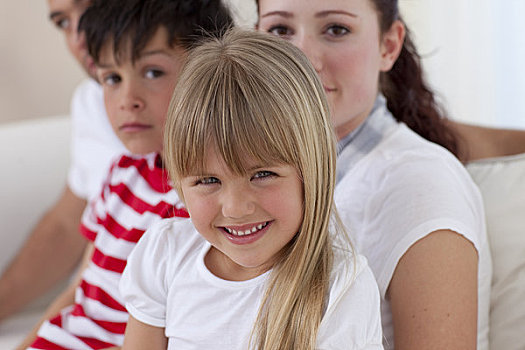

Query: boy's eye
[252,170,276,180]
[145,69,164,79]
[102,73,121,86]
[325,24,350,37]
[196,177,220,186]
[267,25,293,37]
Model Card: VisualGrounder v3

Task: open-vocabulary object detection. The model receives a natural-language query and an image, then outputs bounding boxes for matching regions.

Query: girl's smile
[221,220,272,244]
[181,147,303,282]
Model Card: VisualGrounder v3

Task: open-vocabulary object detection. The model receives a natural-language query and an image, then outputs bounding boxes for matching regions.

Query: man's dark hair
[80,0,234,64]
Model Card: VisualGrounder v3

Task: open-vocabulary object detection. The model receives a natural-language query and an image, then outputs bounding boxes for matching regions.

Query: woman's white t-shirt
[335,122,491,350]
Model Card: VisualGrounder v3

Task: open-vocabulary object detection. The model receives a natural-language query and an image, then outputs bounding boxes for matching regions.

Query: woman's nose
[294,35,323,73]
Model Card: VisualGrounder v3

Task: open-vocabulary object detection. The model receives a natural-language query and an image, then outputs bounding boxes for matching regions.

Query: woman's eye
[252,170,276,180]
[196,177,220,185]
[268,25,292,37]
[326,25,350,37]
[145,69,164,79]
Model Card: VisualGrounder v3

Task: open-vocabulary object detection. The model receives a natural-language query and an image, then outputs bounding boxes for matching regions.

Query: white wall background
[0,1,84,124]
[1,0,524,128]
[401,0,525,129]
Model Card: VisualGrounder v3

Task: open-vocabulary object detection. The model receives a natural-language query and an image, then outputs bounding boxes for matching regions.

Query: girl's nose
[221,186,256,219]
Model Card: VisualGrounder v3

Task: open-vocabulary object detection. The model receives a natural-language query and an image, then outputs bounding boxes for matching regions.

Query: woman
[256,0,491,349]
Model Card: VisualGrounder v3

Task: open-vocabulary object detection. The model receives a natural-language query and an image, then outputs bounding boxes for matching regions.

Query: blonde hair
[164,28,347,349]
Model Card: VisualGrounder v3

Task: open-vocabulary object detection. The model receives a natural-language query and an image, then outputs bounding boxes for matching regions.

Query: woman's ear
[379,20,405,72]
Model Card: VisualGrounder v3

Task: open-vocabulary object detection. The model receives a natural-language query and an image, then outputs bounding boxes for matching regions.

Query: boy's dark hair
[79,0,234,64]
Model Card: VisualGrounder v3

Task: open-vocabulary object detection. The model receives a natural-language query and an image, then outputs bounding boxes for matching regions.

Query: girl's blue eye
[252,170,276,180]
[145,69,164,79]
[326,25,350,37]
[268,25,292,37]
[196,177,220,185]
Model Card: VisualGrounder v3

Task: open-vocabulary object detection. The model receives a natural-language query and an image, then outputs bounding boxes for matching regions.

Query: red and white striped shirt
[29,153,188,350]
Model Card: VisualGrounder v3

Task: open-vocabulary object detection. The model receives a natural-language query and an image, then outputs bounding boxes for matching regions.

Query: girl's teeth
[226,222,267,236]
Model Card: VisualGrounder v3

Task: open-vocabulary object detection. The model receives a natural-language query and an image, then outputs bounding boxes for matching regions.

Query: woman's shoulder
[382,123,462,162]
[338,122,477,198]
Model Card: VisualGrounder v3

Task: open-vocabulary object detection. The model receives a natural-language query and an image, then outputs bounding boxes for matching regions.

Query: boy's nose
[120,85,146,111]
[221,186,255,219]
[121,98,145,111]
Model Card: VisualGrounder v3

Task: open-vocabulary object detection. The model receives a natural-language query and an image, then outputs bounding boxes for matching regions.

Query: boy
[21,0,233,348]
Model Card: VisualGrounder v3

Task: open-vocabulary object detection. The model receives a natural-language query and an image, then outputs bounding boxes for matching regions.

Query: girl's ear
[379,20,405,72]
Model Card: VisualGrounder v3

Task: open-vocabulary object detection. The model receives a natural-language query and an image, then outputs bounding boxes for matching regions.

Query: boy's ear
[379,19,405,72]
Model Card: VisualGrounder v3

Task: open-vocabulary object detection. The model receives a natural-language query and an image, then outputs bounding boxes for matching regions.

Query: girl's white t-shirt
[120,218,384,349]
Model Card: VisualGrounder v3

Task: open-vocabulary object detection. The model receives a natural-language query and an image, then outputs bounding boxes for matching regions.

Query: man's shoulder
[73,78,102,97]
[71,78,106,120]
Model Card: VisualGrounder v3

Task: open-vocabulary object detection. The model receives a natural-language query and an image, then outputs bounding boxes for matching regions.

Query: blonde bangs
[165,34,309,184]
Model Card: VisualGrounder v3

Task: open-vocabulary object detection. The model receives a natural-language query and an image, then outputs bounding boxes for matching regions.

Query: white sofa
[1,116,524,349]
[0,116,70,348]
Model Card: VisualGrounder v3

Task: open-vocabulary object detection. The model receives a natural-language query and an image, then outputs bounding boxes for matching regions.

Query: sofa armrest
[0,116,70,274]
[0,116,70,345]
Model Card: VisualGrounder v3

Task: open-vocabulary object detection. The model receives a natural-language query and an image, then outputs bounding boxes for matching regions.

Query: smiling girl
[119,29,383,350]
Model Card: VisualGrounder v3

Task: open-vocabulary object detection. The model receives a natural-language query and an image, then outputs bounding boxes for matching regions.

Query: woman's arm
[388,229,478,350]
[449,120,525,161]
[122,315,167,350]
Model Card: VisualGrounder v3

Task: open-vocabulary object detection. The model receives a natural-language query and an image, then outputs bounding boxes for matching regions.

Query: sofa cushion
[466,153,525,350]
[0,116,70,275]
